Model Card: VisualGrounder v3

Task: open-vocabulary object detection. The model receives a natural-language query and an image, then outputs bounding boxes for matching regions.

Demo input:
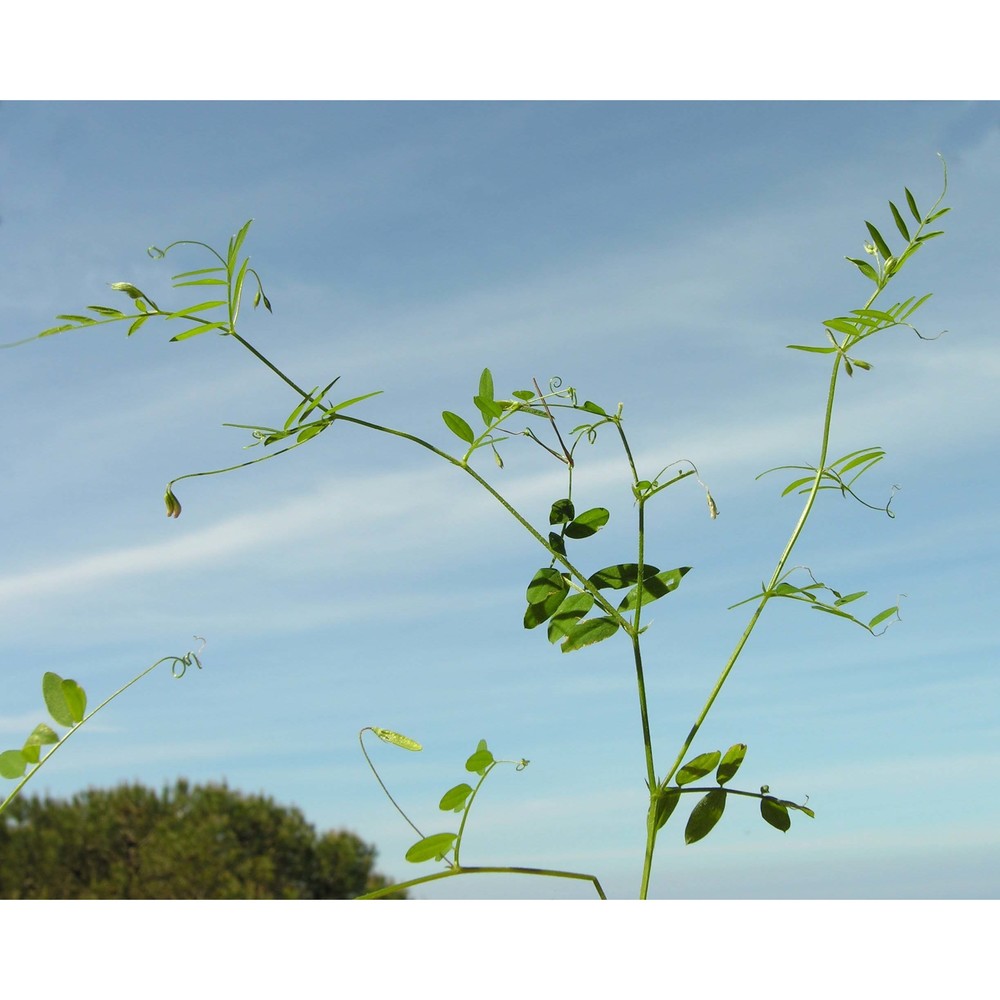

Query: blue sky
[1,102,997,901]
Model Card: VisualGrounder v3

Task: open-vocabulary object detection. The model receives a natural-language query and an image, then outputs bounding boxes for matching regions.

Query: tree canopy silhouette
[0,780,404,898]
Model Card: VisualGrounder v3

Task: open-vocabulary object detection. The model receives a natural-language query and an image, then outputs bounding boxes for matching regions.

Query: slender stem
[228,329,320,402]
[658,354,845,792]
[632,510,655,791]
[357,865,607,900]
[607,416,664,897]
[453,765,494,868]
[1,651,197,815]
[217,332,622,623]
[331,412,625,622]
[657,280,889,794]
[632,495,659,900]
[358,730,426,843]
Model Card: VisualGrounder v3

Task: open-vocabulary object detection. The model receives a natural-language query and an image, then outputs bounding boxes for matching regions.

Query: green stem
[358,729,426,844]
[658,281,891,799]
[332,412,625,622]
[453,764,494,868]
[1,649,200,815]
[658,353,846,797]
[357,865,607,900]
[228,329,321,402]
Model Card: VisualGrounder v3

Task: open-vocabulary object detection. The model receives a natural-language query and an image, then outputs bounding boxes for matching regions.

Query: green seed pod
[110,281,146,299]
[164,487,182,518]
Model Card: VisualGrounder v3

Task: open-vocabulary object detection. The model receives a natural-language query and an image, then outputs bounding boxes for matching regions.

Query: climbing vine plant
[6,161,950,898]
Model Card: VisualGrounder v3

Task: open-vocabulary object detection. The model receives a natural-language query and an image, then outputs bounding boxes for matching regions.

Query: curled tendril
[650,459,718,518]
[515,759,530,771]
[548,376,564,392]
[169,636,206,678]
[835,479,899,518]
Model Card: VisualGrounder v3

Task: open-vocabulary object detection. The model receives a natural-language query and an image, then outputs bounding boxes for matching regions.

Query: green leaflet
[23,723,59,752]
[715,744,747,785]
[525,568,567,605]
[868,606,899,629]
[169,322,228,341]
[650,787,680,832]
[442,411,475,443]
[474,395,503,424]
[405,832,458,863]
[684,789,727,844]
[0,750,28,780]
[549,498,575,525]
[889,201,910,242]
[547,592,595,643]
[165,300,227,319]
[439,783,474,813]
[478,368,495,403]
[563,507,610,539]
[524,568,569,629]
[760,796,791,832]
[559,616,619,653]
[675,750,721,786]
[865,221,892,259]
[846,257,879,283]
[43,672,84,728]
[787,344,837,354]
[465,740,494,776]
[588,563,660,590]
[547,531,567,557]
[618,567,690,612]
